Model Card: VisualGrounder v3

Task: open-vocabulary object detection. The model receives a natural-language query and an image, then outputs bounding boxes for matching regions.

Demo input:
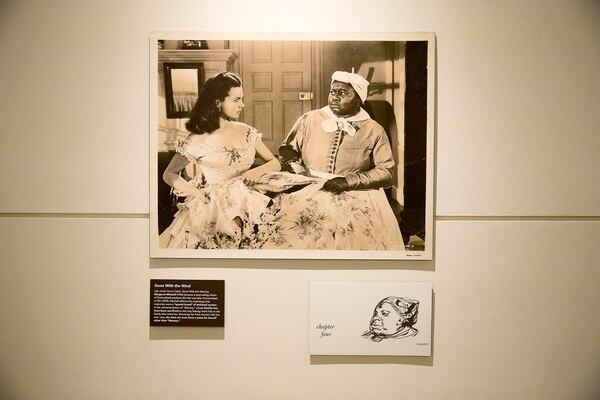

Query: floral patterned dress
[159,127,274,249]
[261,173,405,251]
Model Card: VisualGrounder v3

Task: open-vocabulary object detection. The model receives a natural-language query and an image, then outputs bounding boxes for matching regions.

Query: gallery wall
[0,1,599,399]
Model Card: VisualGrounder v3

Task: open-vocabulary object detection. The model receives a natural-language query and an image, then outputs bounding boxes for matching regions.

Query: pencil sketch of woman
[362,296,419,342]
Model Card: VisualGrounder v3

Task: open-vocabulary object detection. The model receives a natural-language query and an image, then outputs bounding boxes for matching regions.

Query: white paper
[310,281,432,356]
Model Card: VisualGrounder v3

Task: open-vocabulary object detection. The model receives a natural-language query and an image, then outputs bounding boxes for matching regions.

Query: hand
[322,177,349,193]
[281,160,295,173]
[279,145,301,163]
[173,183,204,198]
[239,168,264,186]
[279,145,304,173]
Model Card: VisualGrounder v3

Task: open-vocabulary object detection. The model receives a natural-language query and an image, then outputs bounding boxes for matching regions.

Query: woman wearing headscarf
[280,71,394,192]
[262,71,404,250]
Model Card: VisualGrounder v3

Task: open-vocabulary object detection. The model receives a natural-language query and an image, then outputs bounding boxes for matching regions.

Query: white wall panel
[1,219,598,399]
[0,0,598,214]
[0,1,598,399]
[435,1,600,216]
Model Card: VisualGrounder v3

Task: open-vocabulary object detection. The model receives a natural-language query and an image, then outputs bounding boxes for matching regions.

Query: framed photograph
[310,281,433,356]
[150,32,435,259]
[163,62,205,118]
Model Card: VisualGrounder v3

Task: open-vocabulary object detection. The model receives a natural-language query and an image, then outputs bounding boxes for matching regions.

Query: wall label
[150,279,224,327]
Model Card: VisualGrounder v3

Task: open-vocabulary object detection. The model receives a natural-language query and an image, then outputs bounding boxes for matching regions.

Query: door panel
[242,41,313,155]
[252,101,273,141]
[282,101,303,136]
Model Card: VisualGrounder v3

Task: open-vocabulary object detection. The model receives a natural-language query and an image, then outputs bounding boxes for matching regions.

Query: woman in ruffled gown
[159,72,280,249]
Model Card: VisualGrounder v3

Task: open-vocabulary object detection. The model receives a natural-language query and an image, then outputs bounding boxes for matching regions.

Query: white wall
[0,1,599,399]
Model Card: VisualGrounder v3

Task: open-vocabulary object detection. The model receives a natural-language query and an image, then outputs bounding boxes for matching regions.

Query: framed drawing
[310,281,433,356]
[150,32,435,259]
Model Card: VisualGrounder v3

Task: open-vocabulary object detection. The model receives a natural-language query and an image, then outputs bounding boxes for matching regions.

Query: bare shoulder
[184,133,205,144]
[229,121,253,133]
[229,121,260,142]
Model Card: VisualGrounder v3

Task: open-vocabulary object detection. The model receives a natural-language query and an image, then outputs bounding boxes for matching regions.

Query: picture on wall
[309,281,433,356]
[163,62,205,118]
[150,32,435,259]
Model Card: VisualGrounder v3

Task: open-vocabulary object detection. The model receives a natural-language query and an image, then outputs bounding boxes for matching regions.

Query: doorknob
[298,92,313,100]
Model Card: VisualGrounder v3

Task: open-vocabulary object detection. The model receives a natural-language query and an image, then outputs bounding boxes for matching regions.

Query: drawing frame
[150,32,436,260]
[310,281,433,356]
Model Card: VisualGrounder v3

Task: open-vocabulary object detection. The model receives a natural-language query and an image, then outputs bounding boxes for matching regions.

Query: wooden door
[241,41,313,155]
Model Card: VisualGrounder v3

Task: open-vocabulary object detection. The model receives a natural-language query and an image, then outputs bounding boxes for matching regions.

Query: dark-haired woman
[159,72,280,249]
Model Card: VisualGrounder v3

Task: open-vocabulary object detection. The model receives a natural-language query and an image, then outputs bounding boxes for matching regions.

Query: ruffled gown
[260,171,405,251]
[159,128,274,249]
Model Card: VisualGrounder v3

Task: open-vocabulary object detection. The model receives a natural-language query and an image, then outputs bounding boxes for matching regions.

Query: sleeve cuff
[344,172,360,189]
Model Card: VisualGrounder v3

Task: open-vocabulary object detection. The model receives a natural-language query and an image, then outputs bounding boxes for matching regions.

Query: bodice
[176,127,261,184]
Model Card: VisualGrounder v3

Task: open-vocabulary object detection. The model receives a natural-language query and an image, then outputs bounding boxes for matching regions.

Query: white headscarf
[331,71,369,102]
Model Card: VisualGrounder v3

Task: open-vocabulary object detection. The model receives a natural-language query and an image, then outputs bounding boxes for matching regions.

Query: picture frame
[163,62,205,118]
[310,281,433,356]
[150,32,436,260]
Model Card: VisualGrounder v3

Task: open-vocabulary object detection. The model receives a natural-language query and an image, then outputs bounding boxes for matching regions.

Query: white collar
[321,106,370,122]
[321,106,370,136]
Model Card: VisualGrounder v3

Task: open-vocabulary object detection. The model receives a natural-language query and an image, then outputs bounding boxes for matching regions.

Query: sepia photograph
[150,32,435,259]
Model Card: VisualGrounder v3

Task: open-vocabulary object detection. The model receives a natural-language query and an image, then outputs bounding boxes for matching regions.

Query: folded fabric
[253,172,323,193]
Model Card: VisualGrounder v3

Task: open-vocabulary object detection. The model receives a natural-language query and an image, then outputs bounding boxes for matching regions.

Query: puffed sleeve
[246,126,263,144]
[175,136,205,162]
